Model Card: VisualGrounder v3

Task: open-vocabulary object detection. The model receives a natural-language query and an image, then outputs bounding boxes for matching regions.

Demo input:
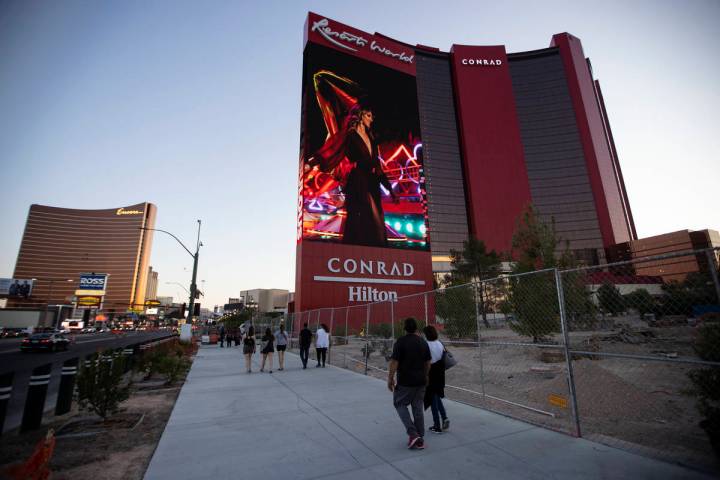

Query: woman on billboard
[316,97,398,247]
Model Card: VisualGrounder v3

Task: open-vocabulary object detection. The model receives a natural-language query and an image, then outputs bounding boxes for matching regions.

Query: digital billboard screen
[299,43,429,250]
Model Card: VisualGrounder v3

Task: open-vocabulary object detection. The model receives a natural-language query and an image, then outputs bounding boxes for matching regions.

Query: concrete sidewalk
[144,345,712,480]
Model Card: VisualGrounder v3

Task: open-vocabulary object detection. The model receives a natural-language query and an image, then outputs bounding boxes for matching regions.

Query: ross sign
[0,278,34,298]
[548,394,568,409]
[79,273,108,291]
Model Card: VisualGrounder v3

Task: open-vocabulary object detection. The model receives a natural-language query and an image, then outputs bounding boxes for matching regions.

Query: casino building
[296,13,635,312]
[12,203,156,314]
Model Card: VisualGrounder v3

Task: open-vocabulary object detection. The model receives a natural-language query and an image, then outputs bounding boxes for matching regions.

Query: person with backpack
[299,323,312,369]
[423,325,449,434]
[275,323,288,371]
[388,317,431,450]
[259,327,275,373]
[243,326,256,373]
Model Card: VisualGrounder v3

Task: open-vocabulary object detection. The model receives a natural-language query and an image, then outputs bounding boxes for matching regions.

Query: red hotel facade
[295,13,635,313]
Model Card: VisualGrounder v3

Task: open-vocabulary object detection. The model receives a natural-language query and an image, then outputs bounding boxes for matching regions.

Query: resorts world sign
[311,17,414,64]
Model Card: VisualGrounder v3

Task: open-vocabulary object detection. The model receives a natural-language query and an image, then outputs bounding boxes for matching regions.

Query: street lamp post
[140,220,202,331]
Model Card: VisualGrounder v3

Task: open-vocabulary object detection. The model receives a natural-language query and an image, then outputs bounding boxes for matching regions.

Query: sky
[1,0,718,310]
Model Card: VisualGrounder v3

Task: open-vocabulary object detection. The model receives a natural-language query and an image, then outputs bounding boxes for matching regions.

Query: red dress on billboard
[342,130,392,247]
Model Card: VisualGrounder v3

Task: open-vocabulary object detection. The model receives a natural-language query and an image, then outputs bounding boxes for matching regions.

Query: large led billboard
[299,42,429,250]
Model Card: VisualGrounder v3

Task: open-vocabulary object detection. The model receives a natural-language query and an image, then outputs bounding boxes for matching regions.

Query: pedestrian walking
[260,327,275,373]
[275,324,288,371]
[387,317,431,450]
[226,332,233,348]
[315,323,330,368]
[299,322,312,369]
[234,330,241,347]
[219,325,226,348]
[243,326,256,373]
[423,325,449,434]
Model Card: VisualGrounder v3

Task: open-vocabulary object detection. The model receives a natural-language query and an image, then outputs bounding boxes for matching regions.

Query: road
[0,330,174,434]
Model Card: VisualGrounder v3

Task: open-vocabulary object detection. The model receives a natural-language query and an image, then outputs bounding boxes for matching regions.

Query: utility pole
[186,220,201,326]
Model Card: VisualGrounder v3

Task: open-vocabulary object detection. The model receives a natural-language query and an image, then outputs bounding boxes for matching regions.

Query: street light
[166,282,190,295]
[140,220,202,327]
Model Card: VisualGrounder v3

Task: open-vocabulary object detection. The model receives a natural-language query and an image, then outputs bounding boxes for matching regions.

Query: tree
[597,282,625,315]
[624,288,655,316]
[447,237,501,328]
[75,350,130,420]
[506,206,562,342]
[688,321,720,456]
[435,285,476,338]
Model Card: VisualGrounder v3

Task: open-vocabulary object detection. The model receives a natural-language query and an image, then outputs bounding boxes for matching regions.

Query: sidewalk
[144,346,712,480]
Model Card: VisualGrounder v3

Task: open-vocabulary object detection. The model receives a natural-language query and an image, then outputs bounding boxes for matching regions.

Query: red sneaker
[408,435,421,449]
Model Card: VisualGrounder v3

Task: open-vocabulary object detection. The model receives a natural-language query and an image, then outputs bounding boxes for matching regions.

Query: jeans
[393,385,426,437]
[316,347,327,366]
[299,345,310,367]
[430,394,447,428]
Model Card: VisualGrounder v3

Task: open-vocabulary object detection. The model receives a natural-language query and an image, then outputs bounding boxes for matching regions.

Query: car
[20,333,70,352]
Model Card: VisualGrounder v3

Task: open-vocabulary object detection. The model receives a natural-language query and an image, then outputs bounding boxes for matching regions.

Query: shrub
[688,321,720,457]
[75,351,130,420]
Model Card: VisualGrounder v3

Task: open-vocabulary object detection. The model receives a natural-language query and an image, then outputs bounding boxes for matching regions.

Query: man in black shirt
[299,322,313,369]
[388,317,431,450]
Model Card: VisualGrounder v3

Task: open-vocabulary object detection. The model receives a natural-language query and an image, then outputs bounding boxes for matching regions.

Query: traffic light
[193,303,201,316]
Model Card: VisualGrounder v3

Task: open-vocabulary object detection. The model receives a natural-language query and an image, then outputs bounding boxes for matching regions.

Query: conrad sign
[461,58,503,66]
[314,257,425,303]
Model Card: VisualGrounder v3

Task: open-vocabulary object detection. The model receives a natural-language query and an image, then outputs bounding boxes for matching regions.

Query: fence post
[0,372,13,435]
[474,282,486,401]
[364,304,370,375]
[424,293,428,325]
[390,300,395,339]
[55,357,79,415]
[329,309,334,364]
[555,268,582,438]
[705,249,720,303]
[21,363,52,432]
[344,308,349,368]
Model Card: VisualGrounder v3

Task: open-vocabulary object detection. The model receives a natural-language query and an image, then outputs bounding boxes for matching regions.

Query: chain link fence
[284,247,720,472]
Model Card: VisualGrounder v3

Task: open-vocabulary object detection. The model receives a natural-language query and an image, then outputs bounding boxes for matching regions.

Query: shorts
[276,345,287,352]
[243,345,254,354]
[261,346,275,354]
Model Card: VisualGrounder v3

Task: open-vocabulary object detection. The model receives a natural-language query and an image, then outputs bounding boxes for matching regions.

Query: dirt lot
[0,374,183,480]
[313,321,719,474]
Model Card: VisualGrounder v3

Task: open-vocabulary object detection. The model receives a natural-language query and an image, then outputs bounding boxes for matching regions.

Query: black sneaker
[442,418,450,430]
[429,426,443,434]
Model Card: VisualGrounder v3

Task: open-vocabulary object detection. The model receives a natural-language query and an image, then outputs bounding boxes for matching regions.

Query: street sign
[145,299,161,307]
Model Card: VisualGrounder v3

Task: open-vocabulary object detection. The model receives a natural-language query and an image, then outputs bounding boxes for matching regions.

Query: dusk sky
[1,0,718,309]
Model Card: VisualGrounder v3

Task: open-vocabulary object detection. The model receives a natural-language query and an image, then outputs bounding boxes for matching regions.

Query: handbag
[442,348,458,370]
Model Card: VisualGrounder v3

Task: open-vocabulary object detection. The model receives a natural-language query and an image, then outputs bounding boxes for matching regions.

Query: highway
[0,330,175,433]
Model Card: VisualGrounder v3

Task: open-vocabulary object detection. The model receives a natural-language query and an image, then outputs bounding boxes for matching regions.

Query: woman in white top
[315,323,330,368]
[423,325,449,433]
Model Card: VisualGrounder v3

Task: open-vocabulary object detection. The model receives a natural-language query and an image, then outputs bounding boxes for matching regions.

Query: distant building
[156,296,173,306]
[607,229,720,282]
[240,289,290,314]
[145,266,158,301]
[12,203,156,313]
